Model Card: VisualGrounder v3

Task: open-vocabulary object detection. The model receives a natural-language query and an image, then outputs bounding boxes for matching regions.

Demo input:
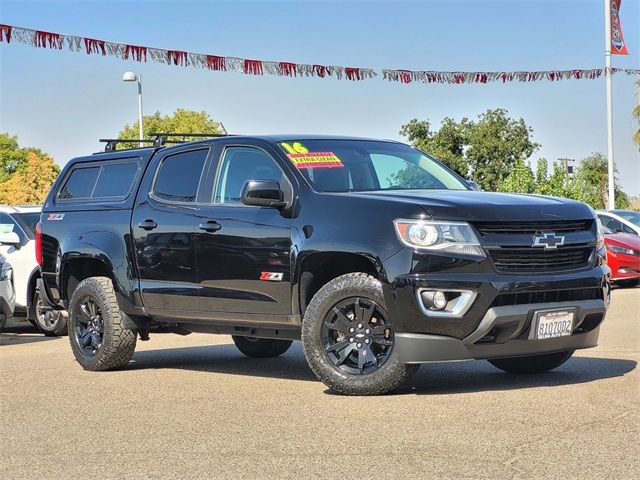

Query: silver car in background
[0,253,16,334]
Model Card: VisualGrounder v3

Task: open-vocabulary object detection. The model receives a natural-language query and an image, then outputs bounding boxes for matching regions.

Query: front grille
[474,220,592,236]
[488,245,593,273]
[490,287,603,308]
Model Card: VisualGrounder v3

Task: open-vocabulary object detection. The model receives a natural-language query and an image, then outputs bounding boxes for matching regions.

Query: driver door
[196,145,293,320]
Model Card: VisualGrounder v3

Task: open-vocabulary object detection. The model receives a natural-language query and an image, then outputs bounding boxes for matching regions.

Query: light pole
[122,71,144,147]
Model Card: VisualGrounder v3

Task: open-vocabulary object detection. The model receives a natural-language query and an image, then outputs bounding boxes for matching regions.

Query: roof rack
[99,131,230,152]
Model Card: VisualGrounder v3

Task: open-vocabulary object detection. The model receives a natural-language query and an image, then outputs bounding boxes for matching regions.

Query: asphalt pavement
[1,287,638,479]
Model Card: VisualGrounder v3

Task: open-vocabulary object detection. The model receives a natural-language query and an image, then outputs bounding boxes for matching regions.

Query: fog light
[421,290,448,311]
[433,291,447,310]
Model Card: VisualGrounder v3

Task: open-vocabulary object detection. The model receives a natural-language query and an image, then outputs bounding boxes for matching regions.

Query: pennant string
[0,24,638,84]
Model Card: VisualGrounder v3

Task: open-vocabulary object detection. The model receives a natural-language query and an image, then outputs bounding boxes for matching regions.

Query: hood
[349,190,594,222]
[605,233,640,250]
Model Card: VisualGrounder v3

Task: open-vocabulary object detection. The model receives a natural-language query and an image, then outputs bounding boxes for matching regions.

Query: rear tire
[232,336,292,358]
[302,272,419,396]
[33,293,68,337]
[487,350,574,374]
[68,277,137,371]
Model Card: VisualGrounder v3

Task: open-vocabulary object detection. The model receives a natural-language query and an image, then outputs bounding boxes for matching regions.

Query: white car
[0,253,15,334]
[597,210,640,237]
[0,206,67,335]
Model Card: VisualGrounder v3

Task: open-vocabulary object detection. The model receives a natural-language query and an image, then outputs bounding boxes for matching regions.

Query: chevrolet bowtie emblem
[533,232,565,250]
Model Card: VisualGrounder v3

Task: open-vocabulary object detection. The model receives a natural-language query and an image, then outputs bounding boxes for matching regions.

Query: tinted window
[598,215,623,232]
[59,167,100,199]
[276,139,466,192]
[214,147,283,204]
[16,213,40,237]
[93,162,139,198]
[154,149,208,202]
[0,213,27,244]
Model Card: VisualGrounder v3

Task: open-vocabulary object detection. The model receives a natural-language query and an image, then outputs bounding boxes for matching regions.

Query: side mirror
[241,180,286,209]
[465,179,481,191]
[0,231,20,247]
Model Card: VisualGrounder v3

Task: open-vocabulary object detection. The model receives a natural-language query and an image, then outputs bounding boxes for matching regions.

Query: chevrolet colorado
[37,135,610,395]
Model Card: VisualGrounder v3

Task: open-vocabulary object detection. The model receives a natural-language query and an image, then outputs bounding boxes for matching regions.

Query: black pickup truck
[38,135,610,395]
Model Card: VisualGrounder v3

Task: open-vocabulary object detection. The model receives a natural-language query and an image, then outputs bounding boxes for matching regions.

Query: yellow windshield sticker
[287,152,344,169]
[280,142,309,154]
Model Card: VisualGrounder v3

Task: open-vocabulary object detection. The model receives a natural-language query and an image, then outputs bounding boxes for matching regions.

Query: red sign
[610,0,628,55]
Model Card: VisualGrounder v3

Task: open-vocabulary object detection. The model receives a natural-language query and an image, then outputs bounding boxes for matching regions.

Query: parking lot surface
[1,287,638,479]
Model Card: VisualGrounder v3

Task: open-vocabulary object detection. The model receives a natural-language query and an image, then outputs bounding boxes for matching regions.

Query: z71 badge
[259,272,284,281]
[47,213,65,221]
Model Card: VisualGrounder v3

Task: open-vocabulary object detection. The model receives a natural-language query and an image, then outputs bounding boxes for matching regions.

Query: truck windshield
[277,139,468,192]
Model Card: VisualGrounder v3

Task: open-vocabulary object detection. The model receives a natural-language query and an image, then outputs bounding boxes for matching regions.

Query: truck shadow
[0,321,59,346]
[398,356,637,395]
[130,343,636,394]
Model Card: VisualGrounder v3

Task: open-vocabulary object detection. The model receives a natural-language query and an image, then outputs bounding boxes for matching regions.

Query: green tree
[570,153,629,209]
[400,109,539,190]
[464,109,540,192]
[0,151,60,205]
[0,133,45,183]
[497,159,535,194]
[633,79,640,146]
[118,108,223,148]
[400,118,467,176]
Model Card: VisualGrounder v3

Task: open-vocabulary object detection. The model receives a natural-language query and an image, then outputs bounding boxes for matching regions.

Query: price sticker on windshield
[280,142,344,169]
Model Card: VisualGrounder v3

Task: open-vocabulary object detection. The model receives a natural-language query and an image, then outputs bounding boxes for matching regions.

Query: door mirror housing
[241,180,287,208]
[0,231,20,247]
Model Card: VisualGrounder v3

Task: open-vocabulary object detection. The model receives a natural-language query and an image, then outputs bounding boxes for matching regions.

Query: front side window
[213,147,283,204]
[277,139,467,192]
[153,149,209,203]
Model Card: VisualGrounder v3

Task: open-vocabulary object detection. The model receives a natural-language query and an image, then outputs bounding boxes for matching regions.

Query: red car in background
[604,228,640,287]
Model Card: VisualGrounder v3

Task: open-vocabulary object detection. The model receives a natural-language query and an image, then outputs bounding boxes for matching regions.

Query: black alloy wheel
[73,296,104,356]
[322,297,394,375]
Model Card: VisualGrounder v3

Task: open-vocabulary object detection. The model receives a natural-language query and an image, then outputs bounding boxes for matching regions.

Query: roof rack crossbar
[99,132,230,152]
[99,139,155,152]
[150,132,229,147]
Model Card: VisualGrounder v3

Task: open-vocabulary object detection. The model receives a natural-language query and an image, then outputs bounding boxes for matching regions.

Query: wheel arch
[60,255,116,303]
[294,251,384,318]
[26,266,41,320]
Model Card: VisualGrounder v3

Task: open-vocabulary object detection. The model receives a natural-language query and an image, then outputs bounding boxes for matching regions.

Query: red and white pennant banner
[1,24,638,84]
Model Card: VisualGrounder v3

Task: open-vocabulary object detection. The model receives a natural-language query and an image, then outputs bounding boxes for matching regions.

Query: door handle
[198,220,222,233]
[138,219,158,231]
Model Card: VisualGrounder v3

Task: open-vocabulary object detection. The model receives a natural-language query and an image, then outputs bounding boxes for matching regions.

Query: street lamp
[122,71,144,147]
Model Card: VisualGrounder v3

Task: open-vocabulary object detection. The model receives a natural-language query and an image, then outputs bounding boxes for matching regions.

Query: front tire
[302,273,419,396]
[487,350,574,374]
[232,336,292,358]
[68,277,137,371]
[33,293,68,337]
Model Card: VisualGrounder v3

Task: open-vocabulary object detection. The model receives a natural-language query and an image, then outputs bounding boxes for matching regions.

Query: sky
[1,0,639,196]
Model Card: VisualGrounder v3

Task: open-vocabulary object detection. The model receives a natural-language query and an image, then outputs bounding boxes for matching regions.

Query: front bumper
[396,299,605,363]
[0,282,16,319]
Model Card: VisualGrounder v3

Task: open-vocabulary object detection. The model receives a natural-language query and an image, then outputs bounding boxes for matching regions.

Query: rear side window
[58,160,139,201]
[59,167,100,199]
[153,149,208,202]
[93,163,139,198]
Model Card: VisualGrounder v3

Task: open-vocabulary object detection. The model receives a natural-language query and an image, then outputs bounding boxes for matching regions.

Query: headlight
[596,218,605,250]
[394,219,485,257]
[0,266,12,281]
[608,244,635,255]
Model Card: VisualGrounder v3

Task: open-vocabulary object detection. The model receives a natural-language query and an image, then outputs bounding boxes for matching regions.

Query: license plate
[534,309,575,340]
